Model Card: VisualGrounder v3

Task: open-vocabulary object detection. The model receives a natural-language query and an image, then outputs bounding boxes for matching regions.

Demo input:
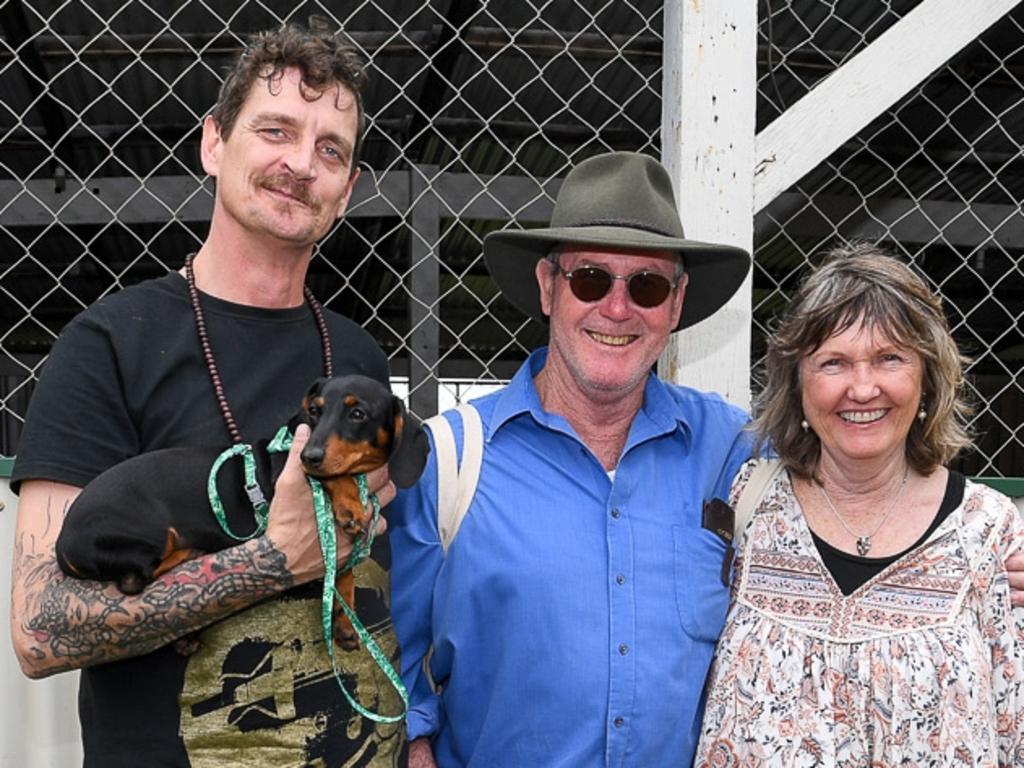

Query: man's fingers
[1005,552,1024,607]
[374,481,397,509]
[288,424,310,462]
[264,424,322,584]
[1006,552,1024,571]
[364,465,390,493]
[408,738,437,768]
[273,423,310,491]
[362,465,397,508]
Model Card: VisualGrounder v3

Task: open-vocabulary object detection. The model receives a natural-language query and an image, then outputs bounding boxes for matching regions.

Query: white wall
[1,479,82,768]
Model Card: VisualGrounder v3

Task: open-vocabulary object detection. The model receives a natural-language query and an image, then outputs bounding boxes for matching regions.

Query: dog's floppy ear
[387,395,429,488]
[291,377,329,429]
[305,377,328,401]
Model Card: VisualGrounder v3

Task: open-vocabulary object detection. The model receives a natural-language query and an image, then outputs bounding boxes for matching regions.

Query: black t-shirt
[12,272,406,767]
[813,470,967,596]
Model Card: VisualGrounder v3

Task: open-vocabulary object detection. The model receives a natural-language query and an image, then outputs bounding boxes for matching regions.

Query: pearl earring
[917,407,927,423]
[801,419,809,432]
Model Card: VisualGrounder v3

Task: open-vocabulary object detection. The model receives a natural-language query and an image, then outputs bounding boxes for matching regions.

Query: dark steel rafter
[0,0,74,173]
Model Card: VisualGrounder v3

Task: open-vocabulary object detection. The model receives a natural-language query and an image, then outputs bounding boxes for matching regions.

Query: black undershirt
[811,470,966,596]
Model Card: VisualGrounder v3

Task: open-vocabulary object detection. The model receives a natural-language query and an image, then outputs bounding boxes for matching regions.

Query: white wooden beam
[659,0,758,409]
[754,0,1023,213]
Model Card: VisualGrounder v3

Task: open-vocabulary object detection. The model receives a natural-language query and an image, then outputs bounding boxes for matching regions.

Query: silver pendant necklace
[816,469,910,556]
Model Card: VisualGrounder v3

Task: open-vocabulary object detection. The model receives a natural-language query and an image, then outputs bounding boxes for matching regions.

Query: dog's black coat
[55,374,428,599]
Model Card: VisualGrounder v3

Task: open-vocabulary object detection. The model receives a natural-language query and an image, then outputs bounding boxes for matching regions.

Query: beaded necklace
[184,252,332,442]
[184,254,408,722]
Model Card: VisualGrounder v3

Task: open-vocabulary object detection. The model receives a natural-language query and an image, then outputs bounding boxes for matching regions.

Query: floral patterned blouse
[695,461,1024,768]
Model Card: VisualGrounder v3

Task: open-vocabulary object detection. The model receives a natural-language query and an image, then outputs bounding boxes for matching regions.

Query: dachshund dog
[55,374,428,651]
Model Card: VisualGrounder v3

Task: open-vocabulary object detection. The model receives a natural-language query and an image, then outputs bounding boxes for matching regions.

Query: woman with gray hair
[696,244,1024,766]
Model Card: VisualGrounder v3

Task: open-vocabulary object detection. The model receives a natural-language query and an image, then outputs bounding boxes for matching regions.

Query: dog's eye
[349,407,367,421]
[307,404,322,419]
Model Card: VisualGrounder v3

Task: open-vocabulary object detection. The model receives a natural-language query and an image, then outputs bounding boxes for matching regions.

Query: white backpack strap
[425,412,458,543]
[423,403,484,554]
[733,458,783,549]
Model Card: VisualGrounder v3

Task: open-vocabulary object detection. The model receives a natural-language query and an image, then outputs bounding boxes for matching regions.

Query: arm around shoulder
[1004,549,1024,608]
[977,486,1024,761]
[1007,556,1024,608]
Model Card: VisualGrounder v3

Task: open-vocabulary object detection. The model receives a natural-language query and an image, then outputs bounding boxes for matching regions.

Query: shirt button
[611,508,621,519]
[613,717,625,728]
[618,643,629,655]
[615,573,626,585]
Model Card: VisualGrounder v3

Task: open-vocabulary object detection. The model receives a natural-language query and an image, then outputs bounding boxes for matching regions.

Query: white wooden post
[659,0,758,409]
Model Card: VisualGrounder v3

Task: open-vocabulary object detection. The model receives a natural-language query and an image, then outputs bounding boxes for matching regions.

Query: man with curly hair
[10,20,405,767]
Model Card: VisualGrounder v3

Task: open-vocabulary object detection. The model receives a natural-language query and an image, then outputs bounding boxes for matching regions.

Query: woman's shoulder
[956,478,1022,557]
[962,478,1018,517]
[728,457,790,510]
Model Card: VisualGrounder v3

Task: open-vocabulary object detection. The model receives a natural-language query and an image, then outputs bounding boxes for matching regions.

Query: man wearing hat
[389,151,753,767]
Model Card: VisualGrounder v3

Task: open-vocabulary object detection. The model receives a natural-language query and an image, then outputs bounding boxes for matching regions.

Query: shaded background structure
[1,3,1023,765]
[0,0,1020,474]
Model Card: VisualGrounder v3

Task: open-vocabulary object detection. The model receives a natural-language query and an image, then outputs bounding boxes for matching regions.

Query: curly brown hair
[210,18,368,172]
[752,243,973,480]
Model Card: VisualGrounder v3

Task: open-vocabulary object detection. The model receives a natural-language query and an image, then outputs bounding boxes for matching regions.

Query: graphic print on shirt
[179,557,404,767]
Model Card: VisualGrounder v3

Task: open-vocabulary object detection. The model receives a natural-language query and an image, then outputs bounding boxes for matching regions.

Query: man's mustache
[256,174,321,213]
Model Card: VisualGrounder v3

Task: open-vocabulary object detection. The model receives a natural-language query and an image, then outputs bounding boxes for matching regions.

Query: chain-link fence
[0,0,663,445]
[755,1,1024,478]
[1,0,1021,479]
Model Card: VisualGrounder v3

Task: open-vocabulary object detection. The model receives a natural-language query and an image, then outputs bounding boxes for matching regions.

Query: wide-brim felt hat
[483,151,751,331]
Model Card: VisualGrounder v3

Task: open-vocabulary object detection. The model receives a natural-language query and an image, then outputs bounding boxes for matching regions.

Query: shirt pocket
[673,525,731,642]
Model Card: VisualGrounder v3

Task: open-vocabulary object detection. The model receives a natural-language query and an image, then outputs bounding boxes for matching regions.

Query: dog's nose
[301,445,325,468]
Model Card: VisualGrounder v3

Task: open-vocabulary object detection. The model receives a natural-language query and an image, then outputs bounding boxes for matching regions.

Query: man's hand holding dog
[1007,552,1024,607]
[266,424,391,585]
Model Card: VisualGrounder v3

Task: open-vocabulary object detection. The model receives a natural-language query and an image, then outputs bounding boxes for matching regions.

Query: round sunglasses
[559,265,678,308]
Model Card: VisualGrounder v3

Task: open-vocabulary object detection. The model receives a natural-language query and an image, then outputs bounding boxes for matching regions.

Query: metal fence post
[408,163,440,419]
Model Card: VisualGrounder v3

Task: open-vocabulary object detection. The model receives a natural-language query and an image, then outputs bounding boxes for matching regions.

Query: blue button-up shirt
[390,349,752,767]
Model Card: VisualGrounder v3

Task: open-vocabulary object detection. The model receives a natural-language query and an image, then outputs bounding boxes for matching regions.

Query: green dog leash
[207,425,408,723]
[207,443,270,540]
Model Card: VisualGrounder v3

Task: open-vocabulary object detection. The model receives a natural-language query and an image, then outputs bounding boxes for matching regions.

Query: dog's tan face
[299,376,396,478]
[297,375,428,486]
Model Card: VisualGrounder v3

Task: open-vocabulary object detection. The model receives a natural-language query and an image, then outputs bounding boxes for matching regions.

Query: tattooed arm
[10,478,295,677]
[9,424,392,679]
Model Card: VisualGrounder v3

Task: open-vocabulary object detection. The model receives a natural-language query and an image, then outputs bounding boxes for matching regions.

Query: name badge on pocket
[702,497,736,587]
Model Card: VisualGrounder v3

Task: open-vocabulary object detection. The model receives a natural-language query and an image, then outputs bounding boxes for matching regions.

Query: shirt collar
[487,348,549,438]
[487,346,693,452]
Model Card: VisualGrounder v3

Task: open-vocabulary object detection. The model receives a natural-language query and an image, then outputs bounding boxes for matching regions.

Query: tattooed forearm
[15,535,294,677]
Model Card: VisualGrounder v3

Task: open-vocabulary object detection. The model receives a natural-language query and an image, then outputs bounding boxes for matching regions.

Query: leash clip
[245,483,267,508]
[207,443,269,541]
